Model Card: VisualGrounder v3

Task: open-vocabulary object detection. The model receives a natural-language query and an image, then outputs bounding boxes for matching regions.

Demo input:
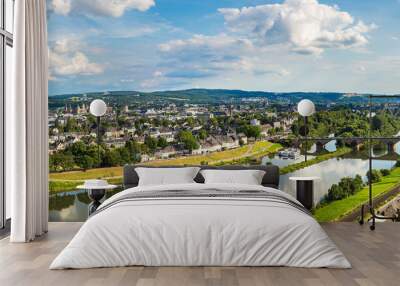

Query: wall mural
[47,0,400,222]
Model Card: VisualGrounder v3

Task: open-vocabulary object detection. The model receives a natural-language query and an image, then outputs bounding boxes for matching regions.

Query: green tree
[186,117,195,127]
[157,137,168,148]
[144,136,158,153]
[118,147,131,165]
[371,116,383,131]
[67,142,88,168]
[117,115,128,127]
[244,125,261,139]
[380,169,390,176]
[210,117,218,127]
[80,155,94,170]
[326,175,364,202]
[327,184,345,201]
[178,130,199,151]
[161,119,171,127]
[65,117,79,132]
[102,149,122,167]
[125,140,141,162]
[198,129,208,140]
[49,153,75,172]
[366,169,382,183]
[353,175,364,191]
[87,144,102,167]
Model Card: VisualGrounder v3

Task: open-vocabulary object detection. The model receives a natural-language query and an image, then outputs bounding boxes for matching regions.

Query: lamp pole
[304,116,308,162]
[90,99,107,168]
[97,116,101,166]
[297,99,315,163]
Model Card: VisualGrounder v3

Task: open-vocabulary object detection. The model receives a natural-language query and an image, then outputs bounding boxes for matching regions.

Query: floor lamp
[89,99,107,167]
[297,99,315,162]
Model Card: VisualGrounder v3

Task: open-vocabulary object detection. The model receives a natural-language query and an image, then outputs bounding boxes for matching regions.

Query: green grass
[49,177,123,193]
[314,167,400,222]
[280,147,352,175]
[49,180,83,193]
[50,166,123,181]
[144,141,281,166]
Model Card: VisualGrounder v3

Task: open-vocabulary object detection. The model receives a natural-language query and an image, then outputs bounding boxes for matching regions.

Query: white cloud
[120,79,135,83]
[49,38,104,76]
[159,34,254,69]
[109,27,158,39]
[50,0,155,17]
[158,34,257,78]
[159,34,253,53]
[219,0,375,55]
[52,38,81,54]
[158,33,289,80]
[155,0,374,87]
[50,0,71,15]
[358,65,366,72]
[153,70,163,77]
[50,52,104,76]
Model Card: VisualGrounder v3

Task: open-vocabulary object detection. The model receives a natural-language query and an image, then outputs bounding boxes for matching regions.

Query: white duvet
[50,183,351,269]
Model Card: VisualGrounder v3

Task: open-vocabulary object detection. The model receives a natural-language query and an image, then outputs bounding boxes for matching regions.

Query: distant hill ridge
[49,88,382,107]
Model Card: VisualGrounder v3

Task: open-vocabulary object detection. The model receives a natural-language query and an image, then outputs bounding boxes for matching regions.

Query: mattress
[50,183,351,269]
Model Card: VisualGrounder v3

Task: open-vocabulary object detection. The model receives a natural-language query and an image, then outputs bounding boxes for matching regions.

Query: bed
[50,165,351,269]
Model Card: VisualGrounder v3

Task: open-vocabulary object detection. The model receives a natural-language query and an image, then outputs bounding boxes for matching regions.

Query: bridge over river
[299,136,400,155]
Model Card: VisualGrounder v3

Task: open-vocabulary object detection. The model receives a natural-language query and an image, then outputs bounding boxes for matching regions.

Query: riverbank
[280,147,352,175]
[49,177,122,193]
[143,141,281,166]
[314,167,400,222]
[49,141,281,192]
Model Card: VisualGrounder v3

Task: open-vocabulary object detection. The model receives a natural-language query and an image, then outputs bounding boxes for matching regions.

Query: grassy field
[49,141,281,192]
[144,141,281,166]
[50,166,123,181]
[314,167,400,222]
[280,147,352,175]
[49,177,123,193]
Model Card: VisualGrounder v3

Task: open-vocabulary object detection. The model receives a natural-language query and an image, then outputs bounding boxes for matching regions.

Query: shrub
[380,169,390,176]
[326,175,364,202]
[327,184,345,201]
[366,169,382,183]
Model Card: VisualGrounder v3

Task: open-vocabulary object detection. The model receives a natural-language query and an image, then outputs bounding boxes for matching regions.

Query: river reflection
[261,154,315,168]
[279,157,396,205]
[49,188,122,222]
[264,140,400,205]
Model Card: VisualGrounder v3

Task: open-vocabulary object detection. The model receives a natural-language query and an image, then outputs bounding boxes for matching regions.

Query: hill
[49,88,374,109]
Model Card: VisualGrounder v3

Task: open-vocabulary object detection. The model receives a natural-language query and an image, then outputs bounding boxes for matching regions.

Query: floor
[0,222,399,286]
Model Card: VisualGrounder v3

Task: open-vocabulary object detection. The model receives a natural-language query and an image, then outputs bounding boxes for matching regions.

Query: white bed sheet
[50,183,351,269]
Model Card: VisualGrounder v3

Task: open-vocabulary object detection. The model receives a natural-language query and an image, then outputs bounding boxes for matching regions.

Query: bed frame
[123,165,280,189]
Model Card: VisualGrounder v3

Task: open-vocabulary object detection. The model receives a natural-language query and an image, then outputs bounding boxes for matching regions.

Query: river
[264,139,400,204]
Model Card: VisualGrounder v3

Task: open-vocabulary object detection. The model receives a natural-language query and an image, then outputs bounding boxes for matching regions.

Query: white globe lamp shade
[297,99,315,117]
[90,99,107,117]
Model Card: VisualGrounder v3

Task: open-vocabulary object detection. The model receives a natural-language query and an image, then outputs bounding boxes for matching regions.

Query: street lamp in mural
[297,99,315,162]
[90,99,107,167]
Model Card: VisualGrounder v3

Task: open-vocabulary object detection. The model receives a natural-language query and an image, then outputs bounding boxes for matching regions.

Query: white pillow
[200,169,265,185]
[136,167,200,186]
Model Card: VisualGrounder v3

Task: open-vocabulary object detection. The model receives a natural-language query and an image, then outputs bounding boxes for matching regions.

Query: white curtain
[7,0,49,242]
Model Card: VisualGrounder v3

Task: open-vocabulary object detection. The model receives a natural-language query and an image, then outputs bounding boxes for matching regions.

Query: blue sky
[47,0,400,95]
